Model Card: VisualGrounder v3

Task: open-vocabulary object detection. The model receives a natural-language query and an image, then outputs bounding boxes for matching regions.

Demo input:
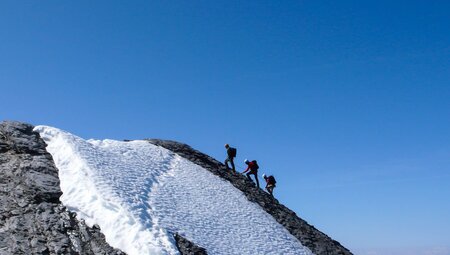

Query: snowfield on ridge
[35,125,313,255]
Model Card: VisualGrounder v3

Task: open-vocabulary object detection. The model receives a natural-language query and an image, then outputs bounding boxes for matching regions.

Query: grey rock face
[174,233,207,255]
[147,139,353,255]
[0,121,125,255]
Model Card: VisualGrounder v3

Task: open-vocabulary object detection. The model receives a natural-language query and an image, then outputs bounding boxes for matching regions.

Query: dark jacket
[227,147,237,158]
[265,176,276,187]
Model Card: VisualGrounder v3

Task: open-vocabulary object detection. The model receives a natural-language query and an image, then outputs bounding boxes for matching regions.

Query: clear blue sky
[1,1,449,254]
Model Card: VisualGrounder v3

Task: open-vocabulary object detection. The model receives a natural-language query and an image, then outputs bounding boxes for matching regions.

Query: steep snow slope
[35,126,313,255]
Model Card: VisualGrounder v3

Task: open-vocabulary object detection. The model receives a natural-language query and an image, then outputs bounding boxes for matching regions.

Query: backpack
[229,147,237,158]
[251,160,259,171]
[268,175,276,185]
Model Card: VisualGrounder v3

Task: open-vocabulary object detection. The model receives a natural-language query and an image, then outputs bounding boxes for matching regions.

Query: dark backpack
[229,147,237,158]
[268,175,276,185]
[251,160,259,171]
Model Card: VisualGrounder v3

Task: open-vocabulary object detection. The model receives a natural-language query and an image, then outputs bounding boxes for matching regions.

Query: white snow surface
[35,125,313,255]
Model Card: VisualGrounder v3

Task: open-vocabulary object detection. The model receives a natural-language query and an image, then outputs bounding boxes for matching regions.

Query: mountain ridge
[1,121,352,254]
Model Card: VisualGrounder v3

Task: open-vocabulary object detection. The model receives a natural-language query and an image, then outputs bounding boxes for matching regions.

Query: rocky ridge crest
[146,139,353,255]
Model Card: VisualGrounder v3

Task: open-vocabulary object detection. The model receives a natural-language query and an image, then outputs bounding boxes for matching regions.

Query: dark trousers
[246,171,260,188]
[266,185,274,196]
[224,157,235,171]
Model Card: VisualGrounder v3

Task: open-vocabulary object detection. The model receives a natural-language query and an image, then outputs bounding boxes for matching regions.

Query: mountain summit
[0,121,352,255]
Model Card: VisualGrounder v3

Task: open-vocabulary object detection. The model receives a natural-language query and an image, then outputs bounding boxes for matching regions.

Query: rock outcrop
[0,121,125,255]
[147,139,353,255]
[174,233,207,255]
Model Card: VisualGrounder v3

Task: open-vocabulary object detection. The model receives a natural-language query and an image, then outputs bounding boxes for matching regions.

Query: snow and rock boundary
[145,139,353,255]
[0,121,205,255]
[0,121,125,255]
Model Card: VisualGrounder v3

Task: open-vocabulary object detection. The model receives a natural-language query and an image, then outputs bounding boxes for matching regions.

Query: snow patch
[35,125,313,255]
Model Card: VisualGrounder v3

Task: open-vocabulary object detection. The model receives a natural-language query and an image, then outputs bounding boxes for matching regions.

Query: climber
[224,144,237,171]
[262,173,276,197]
[242,159,260,188]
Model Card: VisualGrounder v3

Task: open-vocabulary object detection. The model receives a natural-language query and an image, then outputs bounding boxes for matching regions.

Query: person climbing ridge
[262,173,276,197]
[242,159,260,188]
[224,144,237,171]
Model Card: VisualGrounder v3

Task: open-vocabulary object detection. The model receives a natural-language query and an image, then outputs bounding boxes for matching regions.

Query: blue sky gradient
[1,1,449,254]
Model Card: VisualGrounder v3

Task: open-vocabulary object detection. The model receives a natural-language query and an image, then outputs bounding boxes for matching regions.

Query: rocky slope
[0,121,126,255]
[146,139,353,255]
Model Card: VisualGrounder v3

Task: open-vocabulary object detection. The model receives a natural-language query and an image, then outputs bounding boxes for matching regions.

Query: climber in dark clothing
[242,159,260,188]
[224,144,237,171]
[262,174,276,197]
